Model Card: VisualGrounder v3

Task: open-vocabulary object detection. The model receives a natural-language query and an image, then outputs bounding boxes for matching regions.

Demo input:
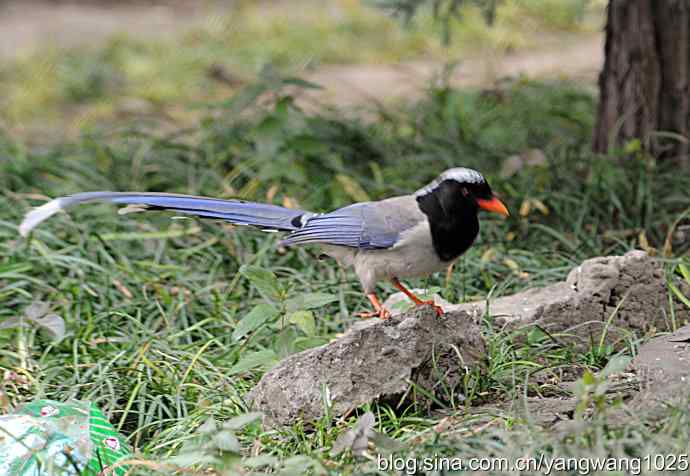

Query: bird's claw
[391,278,444,317]
[419,300,444,316]
[356,307,391,320]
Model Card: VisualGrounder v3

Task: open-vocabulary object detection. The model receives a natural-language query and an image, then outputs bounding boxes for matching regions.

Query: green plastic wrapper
[0,399,131,476]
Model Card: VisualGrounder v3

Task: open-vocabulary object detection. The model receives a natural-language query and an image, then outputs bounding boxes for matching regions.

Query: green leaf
[287,310,316,336]
[288,135,328,155]
[581,370,597,385]
[331,411,375,456]
[244,455,279,469]
[293,336,329,352]
[275,326,299,358]
[222,412,263,430]
[213,430,241,453]
[0,301,66,343]
[285,292,338,312]
[220,82,270,114]
[33,314,66,343]
[228,349,278,375]
[240,265,282,301]
[24,301,49,320]
[527,327,547,346]
[197,418,217,434]
[624,138,642,154]
[370,431,405,454]
[232,304,278,341]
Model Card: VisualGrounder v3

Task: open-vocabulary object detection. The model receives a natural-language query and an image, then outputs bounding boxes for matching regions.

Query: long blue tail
[19,192,310,236]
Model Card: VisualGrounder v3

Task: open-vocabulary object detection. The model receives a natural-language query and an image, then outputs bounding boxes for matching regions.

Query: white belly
[320,221,450,293]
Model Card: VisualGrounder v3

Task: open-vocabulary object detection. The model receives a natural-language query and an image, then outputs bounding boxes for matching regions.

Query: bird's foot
[358,293,391,320]
[356,307,391,320]
[417,300,444,317]
[391,278,444,317]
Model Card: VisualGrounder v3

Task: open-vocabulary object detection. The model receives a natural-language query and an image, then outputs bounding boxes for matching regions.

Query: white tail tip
[19,198,64,237]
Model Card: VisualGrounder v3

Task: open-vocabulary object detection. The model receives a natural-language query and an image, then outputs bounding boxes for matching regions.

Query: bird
[19,167,508,319]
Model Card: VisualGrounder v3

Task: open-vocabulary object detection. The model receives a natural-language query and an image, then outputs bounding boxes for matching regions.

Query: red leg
[391,277,444,316]
[356,293,391,320]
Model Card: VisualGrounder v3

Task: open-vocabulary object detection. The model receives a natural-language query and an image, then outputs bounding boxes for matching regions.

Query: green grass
[0,0,604,130]
[1,77,689,474]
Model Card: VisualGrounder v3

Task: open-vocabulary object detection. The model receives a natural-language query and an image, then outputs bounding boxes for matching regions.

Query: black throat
[416,180,480,262]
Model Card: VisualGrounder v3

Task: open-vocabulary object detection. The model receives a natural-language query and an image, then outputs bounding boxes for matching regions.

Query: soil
[301,34,603,109]
[0,1,211,60]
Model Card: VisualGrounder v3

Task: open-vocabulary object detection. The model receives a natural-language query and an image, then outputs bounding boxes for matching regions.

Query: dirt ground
[0,1,214,60]
[302,33,603,108]
[0,1,604,108]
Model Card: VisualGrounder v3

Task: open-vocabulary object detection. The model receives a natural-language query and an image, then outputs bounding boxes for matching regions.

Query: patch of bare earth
[0,1,220,60]
[301,34,604,109]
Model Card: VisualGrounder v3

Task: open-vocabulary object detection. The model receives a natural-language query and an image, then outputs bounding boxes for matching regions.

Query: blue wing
[280,196,423,250]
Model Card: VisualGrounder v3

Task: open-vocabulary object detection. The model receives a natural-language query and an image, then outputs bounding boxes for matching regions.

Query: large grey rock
[250,250,689,426]
[247,306,484,427]
[386,250,689,347]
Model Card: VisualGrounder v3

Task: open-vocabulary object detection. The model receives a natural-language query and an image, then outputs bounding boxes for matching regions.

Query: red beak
[477,196,509,216]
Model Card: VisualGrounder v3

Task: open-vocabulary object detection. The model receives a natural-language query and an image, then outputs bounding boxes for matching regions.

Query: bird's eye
[461,187,469,197]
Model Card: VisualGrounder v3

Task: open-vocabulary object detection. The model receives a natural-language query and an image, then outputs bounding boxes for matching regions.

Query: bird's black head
[415,168,508,261]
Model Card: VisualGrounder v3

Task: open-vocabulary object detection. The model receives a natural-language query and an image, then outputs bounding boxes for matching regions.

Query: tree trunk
[593,0,689,162]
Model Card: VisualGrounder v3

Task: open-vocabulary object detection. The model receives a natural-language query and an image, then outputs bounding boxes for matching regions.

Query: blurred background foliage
[0,0,604,132]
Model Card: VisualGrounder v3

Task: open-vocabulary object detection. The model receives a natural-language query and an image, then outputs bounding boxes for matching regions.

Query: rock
[386,250,689,347]
[499,397,577,427]
[250,251,690,427]
[627,324,690,417]
[247,306,484,428]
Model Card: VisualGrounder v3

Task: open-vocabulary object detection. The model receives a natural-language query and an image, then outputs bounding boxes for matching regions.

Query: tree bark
[593,0,689,162]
